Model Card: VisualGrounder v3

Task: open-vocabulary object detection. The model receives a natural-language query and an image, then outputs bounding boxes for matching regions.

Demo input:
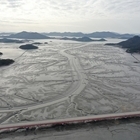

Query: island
[32,42,42,45]
[0,59,14,66]
[0,52,3,55]
[105,36,140,53]
[0,38,25,43]
[8,31,50,39]
[60,37,106,42]
[19,44,38,50]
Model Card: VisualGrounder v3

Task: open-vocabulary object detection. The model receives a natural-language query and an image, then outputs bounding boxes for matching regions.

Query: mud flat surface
[0,39,140,125]
[67,44,140,115]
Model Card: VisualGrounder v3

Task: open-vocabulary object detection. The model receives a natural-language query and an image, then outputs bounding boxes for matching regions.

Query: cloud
[1,0,140,19]
[0,0,140,32]
[6,0,23,8]
[99,0,140,17]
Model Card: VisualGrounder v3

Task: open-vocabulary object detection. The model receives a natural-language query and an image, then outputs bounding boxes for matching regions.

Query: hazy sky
[0,0,140,33]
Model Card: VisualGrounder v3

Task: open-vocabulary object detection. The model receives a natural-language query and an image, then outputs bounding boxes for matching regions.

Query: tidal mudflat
[0,39,140,124]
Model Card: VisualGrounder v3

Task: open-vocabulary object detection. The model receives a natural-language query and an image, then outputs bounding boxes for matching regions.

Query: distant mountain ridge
[1,31,136,39]
[43,31,135,39]
[8,31,50,39]
[60,37,106,42]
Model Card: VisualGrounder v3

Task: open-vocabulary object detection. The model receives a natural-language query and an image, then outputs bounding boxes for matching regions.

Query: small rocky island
[0,52,14,66]
[32,42,42,45]
[19,44,38,50]
[105,36,140,53]
[0,59,14,66]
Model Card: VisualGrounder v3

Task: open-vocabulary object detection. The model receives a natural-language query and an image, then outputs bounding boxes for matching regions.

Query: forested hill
[8,31,50,39]
[105,36,140,53]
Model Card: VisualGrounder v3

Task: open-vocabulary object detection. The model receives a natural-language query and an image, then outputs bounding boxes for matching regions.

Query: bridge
[0,111,140,131]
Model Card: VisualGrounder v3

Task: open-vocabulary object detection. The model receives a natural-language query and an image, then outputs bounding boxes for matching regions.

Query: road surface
[0,111,140,130]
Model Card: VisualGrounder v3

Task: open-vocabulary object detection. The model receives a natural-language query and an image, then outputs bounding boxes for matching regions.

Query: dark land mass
[1,31,135,39]
[0,38,25,43]
[8,31,50,39]
[32,42,43,45]
[43,31,134,39]
[0,32,14,36]
[105,36,140,53]
[0,59,14,66]
[44,42,48,44]
[19,44,38,50]
[0,52,3,55]
[60,37,106,42]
